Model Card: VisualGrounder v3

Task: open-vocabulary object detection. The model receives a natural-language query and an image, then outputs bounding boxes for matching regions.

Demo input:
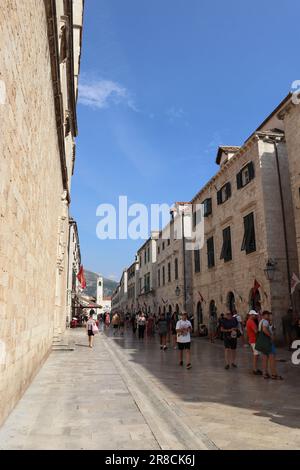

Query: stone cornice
[44,0,70,203]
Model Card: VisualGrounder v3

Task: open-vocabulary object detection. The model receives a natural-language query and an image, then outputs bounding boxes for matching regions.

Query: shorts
[178,342,191,350]
[250,343,260,356]
[224,336,237,350]
[88,330,94,337]
[159,332,167,338]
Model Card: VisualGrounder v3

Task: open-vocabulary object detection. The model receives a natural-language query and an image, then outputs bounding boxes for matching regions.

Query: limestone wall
[0,1,67,425]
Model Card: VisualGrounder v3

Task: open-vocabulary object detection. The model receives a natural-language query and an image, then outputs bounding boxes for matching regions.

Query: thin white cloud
[78,79,138,111]
[166,106,185,122]
[108,274,118,280]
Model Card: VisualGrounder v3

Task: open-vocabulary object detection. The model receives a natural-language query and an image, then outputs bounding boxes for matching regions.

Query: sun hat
[249,310,258,316]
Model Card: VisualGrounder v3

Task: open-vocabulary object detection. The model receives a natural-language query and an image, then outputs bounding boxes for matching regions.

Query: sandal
[263,373,270,379]
[271,375,283,380]
[186,363,192,369]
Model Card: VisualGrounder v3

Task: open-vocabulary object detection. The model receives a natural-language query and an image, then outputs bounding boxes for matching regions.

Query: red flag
[252,279,261,298]
[77,266,86,289]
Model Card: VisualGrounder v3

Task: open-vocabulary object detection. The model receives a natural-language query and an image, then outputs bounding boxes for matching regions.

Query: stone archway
[227,291,236,314]
[196,301,203,332]
[249,288,261,312]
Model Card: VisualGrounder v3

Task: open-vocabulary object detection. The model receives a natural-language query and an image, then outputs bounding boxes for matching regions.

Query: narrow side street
[1,329,300,450]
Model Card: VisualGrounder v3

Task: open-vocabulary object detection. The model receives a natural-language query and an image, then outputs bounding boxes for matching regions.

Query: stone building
[155,203,193,319]
[126,259,139,314]
[0,0,84,425]
[191,95,298,336]
[278,94,300,302]
[66,218,81,325]
[136,232,159,314]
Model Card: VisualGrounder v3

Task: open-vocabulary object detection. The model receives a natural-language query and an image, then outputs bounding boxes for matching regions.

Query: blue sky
[71,0,300,281]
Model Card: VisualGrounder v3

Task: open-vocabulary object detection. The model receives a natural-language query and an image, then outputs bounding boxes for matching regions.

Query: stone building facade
[136,232,159,314]
[0,0,84,425]
[155,203,193,319]
[66,218,81,325]
[191,98,298,336]
[278,95,300,302]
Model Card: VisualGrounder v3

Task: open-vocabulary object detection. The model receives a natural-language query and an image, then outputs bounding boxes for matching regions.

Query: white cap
[249,310,258,316]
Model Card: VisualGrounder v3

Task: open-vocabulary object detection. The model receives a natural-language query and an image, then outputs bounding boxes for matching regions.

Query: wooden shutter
[237,171,243,189]
[248,161,255,180]
[217,190,222,205]
[226,182,232,199]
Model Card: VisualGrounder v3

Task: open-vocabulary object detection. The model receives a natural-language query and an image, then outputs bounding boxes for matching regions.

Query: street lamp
[264,259,277,281]
[175,286,181,297]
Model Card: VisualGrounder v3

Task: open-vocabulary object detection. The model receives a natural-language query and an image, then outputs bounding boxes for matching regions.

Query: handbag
[255,330,272,355]
[92,324,99,334]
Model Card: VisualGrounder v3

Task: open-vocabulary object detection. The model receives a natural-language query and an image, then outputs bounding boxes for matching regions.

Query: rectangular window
[220,226,232,262]
[147,247,150,263]
[144,250,147,264]
[158,269,160,287]
[168,262,171,282]
[162,242,165,250]
[162,266,165,285]
[158,246,160,255]
[194,249,200,273]
[207,237,215,268]
[175,258,178,280]
[241,212,256,254]
[237,162,255,189]
[217,182,231,205]
[139,278,142,294]
[167,239,170,246]
[203,198,212,217]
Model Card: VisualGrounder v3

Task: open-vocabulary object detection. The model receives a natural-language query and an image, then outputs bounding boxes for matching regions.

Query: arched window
[158,306,161,315]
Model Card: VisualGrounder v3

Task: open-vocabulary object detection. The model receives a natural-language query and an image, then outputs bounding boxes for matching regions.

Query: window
[158,246,160,255]
[220,226,232,262]
[217,183,231,205]
[207,237,215,268]
[168,262,171,282]
[175,258,178,280]
[167,239,170,246]
[147,247,150,263]
[203,198,212,217]
[194,249,200,273]
[158,269,160,287]
[144,273,150,293]
[144,250,147,264]
[162,266,165,285]
[193,206,202,228]
[162,242,165,250]
[241,212,256,254]
[139,278,142,294]
[237,162,255,189]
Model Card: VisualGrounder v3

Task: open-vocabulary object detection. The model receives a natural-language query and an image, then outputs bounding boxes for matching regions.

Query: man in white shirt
[176,312,192,369]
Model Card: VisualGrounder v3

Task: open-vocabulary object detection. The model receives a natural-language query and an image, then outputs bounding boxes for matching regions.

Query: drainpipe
[267,136,292,304]
[181,210,187,312]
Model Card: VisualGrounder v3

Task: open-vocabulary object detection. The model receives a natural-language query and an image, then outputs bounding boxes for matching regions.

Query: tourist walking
[146,313,155,337]
[112,312,120,336]
[246,310,262,375]
[171,312,178,349]
[221,311,239,369]
[208,310,218,343]
[157,312,168,350]
[131,313,137,335]
[119,313,125,336]
[176,312,192,369]
[256,311,283,380]
[86,313,97,348]
[137,312,146,339]
[105,312,110,329]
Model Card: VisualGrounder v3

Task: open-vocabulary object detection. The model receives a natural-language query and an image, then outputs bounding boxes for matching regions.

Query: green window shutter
[237,171,243,189]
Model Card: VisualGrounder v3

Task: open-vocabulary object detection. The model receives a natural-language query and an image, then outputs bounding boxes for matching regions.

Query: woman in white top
[86,313,96,348]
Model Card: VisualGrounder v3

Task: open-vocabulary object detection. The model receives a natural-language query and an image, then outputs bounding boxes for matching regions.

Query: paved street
[1,328,300,450]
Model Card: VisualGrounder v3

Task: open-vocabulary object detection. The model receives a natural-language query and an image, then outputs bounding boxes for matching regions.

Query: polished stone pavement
[1,327,300,450]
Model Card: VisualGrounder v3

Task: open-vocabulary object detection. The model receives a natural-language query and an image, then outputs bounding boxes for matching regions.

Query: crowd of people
[85,306,300,378]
